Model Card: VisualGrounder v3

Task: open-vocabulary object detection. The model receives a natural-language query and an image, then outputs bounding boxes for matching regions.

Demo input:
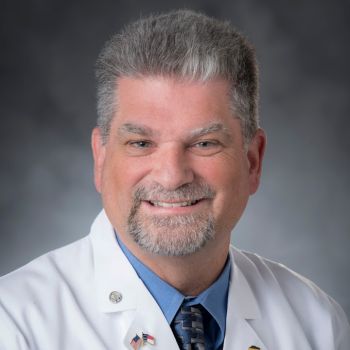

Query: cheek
[101,156,149,209]
[198,155,248,191]
[199,158,250,216]
[100,158,128,220]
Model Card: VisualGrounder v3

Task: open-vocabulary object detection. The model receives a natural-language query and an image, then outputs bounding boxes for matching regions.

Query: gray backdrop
[1,0,349,319]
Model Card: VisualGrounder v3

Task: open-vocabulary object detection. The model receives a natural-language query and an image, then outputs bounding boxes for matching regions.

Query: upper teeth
[151,200,197,207]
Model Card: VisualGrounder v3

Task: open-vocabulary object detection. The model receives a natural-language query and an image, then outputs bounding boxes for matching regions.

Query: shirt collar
[115,231,231,338]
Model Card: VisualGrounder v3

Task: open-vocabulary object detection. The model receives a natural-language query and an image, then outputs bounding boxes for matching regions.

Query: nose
[151,143,194,190]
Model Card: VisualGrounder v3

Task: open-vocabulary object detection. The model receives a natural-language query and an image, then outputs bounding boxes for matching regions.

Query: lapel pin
[130,332,156,349]
[130,334,142,350]
[142,332,156,345]
[248,346,261,350]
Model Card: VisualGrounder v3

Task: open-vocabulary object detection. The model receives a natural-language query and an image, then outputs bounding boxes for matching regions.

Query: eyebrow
[189,122,231,139]
[117,121,231,139]
[118,123,158,137]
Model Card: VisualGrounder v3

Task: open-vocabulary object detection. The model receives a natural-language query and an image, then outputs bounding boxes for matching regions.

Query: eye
[128,140,152,148]
[125,139,155,156]
[190,140,223,156]
[195,141,217,148]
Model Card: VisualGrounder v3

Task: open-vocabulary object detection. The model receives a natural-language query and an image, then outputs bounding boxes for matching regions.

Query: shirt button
[109,291,123,304]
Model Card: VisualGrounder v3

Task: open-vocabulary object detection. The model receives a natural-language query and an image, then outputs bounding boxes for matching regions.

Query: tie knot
[172,305,205,350]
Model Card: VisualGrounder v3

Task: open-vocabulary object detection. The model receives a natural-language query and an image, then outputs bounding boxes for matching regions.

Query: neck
[123,238,230,296]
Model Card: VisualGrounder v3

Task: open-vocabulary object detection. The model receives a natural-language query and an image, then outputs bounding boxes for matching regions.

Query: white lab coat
[0,210,349,350]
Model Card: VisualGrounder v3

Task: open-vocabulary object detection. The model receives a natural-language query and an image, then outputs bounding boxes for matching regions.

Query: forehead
[111,76,239,137]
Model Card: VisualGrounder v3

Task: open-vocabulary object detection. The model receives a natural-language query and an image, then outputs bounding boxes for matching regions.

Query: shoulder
[0,235,93,318]
[0,235,95,348]
[0,210,111,294]
[0,235,92,294]
[229,246,350,348]
[231,246,334,304]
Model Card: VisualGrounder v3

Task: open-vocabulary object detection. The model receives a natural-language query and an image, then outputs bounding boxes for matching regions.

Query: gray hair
[95,9,259,144]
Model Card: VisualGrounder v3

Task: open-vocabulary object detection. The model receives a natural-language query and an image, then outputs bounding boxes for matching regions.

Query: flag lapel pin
[130,332,156,349]
[142,332,156,345]
[130,334,142,350]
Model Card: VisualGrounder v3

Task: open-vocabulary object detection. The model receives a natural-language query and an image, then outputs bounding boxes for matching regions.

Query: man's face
[92,76,265,256]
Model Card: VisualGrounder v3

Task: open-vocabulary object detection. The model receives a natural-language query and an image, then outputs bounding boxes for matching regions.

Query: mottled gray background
[1,0,349,319]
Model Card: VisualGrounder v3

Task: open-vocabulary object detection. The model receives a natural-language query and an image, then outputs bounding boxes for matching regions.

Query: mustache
[133,183,216,202]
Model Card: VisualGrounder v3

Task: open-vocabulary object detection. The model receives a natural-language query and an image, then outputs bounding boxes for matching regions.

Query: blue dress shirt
[115,233,231,350]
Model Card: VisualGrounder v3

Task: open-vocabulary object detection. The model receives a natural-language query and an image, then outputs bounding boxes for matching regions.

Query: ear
[91,127,106,193]
[247,128,266,195]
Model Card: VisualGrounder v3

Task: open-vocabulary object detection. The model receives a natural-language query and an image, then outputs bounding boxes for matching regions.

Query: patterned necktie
[171,304,206,350]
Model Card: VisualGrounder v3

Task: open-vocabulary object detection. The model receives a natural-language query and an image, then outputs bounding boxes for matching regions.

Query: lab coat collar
[228,247,261,320]
[224,248,267,349]
[89,210,265,349]
[90,210,140,313]
[90,211,262,318]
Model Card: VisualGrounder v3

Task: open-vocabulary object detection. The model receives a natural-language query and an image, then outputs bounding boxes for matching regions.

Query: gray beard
[127,183,216,256]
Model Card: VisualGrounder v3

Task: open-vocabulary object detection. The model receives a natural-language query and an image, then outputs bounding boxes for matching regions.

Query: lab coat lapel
[90,211,179,349]
[223,248,268,350]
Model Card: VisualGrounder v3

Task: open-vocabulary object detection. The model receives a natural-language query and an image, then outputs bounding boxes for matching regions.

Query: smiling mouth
[147,200,201,208]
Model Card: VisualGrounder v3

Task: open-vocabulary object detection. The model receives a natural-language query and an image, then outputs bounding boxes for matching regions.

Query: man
[0,9,349,350]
